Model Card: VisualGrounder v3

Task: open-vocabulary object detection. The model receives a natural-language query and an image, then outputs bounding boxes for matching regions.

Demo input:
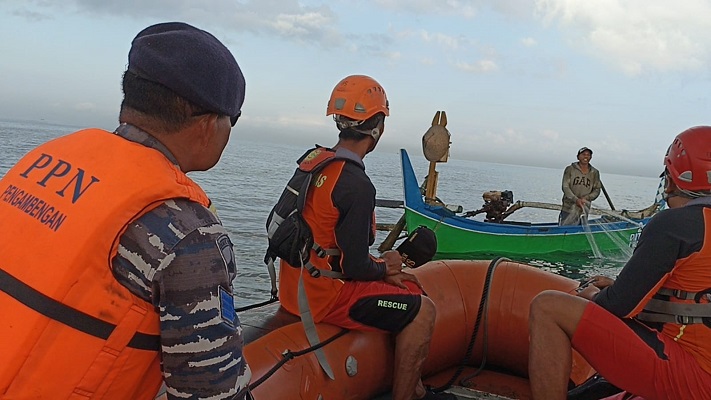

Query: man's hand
[381,250,404,276]
[577,285,600,300]
[590,275,615,289]
[575,275,614,300]
[383,271,423,290]
[380,250,423,289]
[575,197,588,209]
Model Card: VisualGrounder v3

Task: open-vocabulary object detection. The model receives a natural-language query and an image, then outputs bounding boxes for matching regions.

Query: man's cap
[577,147,593,156]
[128,22,245,118]
[396,226,437,268]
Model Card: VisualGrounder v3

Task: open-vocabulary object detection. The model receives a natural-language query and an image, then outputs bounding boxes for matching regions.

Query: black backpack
[264,147,362,279]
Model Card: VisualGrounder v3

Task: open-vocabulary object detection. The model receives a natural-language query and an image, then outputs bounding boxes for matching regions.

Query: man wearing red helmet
[277,75,453,400]
[528,126,711,399]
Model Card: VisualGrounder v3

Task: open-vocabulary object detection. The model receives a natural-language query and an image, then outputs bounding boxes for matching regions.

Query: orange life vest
[0,128,209,399]
[630,207,711,375]
[278,152,378,322]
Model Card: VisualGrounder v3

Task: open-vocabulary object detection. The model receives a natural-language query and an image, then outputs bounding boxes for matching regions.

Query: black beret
[128,22,245,118]
[396,225,437,268]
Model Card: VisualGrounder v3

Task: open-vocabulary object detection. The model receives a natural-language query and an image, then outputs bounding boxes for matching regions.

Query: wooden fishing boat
[240,259,597,399]
[399,149,656,258]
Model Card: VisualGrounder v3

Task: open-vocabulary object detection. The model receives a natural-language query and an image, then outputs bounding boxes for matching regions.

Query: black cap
[396,226,437,268]
[128,22,245,118]
[577,147,593,156]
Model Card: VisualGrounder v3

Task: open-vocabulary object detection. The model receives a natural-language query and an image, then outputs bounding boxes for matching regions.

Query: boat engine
[464,190,514,222]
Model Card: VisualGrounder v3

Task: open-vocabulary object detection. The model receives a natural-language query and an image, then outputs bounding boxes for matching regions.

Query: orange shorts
[572,302,711,399]
[321,279,423,333]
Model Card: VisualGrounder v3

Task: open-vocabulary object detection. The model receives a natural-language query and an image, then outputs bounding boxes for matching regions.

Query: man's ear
[192,114,217,147]
[665,179,679,195]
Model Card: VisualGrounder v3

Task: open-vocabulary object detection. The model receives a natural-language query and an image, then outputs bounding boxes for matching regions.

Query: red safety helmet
[326,75,389,120]
[664,126,711,192]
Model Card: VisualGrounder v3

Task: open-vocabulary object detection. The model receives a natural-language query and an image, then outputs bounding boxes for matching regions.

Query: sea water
[0,119,661,307]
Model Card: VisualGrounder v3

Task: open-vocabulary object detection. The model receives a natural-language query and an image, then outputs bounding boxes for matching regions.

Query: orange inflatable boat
[240,259,597,399]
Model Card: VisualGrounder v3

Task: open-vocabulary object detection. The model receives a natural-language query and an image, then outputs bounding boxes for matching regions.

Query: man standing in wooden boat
[276,75,453,400]
[0,22,250,399]
[529,126,711,399]
[559,147,602,225]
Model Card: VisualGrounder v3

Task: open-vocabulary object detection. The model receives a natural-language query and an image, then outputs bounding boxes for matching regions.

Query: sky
[1,0,711,177]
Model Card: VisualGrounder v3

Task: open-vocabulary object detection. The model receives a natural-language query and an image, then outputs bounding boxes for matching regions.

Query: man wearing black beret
[0,22,250,399]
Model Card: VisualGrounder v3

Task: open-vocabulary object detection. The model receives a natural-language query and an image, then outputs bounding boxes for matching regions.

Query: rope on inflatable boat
[430,257,509,392]
[234,328,350,399]
[234,295,279,313]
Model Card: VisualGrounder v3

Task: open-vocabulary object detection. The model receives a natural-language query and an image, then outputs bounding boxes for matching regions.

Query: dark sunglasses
[193,110,241,127]
[229,111,241,127]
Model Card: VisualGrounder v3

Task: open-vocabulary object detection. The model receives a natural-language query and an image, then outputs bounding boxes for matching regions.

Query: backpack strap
[655,287,697,300]
[297,146,364,174]
[265,257,278,300]
[297,254,336,380]
[637,288,711,325]
[312,243,341,261]
[295,147,356,278]
[263,252,345,380]
[303,260,345,279]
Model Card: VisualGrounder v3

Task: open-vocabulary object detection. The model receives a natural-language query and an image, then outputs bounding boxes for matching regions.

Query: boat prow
[241,259,596,399]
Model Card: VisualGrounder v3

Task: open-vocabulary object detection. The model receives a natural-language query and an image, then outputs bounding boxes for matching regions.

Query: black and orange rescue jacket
[595,201,711,375]
[0,129,209,399]
[277,146,385,322]
[265,146,361,280]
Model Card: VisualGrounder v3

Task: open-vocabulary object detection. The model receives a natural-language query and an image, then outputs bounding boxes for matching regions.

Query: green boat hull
[404,208,643,258]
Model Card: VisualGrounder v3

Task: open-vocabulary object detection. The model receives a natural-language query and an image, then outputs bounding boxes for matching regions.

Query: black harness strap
[0,268,159,351]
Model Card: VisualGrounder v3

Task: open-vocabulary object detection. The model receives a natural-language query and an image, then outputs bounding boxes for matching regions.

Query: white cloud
[19,0,343,46]
[419,30,466,51]
[454,59,498,73]
[521,37,537,47]
[541,129,559,140]
[373,0,478,18]
[534,0,711,75]
[270,11,334,37]
[383,51,402,61]
[27,0,711,78]
[484,128,527,146]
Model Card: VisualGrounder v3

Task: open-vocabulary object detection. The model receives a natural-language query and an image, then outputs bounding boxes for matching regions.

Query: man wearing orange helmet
[277,75,452,400]
[528,126,711,399]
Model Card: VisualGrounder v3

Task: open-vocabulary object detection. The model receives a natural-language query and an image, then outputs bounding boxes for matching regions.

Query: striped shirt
[111,124,250,399]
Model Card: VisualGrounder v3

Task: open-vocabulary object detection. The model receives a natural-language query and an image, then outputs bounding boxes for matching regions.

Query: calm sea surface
[0,119,661,307]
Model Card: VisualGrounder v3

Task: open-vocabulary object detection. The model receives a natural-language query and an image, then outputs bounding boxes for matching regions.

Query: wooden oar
[600,181,616,210]
[377,214,407,252]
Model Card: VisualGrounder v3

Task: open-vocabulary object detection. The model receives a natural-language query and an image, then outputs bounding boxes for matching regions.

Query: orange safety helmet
[664,126,711,192]
[326,75,389,120]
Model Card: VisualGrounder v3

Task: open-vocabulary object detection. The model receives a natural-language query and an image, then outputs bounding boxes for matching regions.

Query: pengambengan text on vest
[1,185,67,232]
